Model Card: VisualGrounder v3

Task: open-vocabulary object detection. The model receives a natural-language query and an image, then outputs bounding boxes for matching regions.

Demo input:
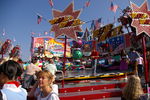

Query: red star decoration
[130,1,150,36]
[51,2,82,40]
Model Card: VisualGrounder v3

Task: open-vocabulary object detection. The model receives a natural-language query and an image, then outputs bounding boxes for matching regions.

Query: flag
[95,18,101,30]
[109,1,118,13]
[85,0,90,7]
[48,0,54,7]
[90,20,96,31]
[37,15,42,24]
[82,28,90,41]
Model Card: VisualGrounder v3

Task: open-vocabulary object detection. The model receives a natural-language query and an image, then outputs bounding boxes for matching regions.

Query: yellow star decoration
[130,1,150,36]
[50,2,82,40]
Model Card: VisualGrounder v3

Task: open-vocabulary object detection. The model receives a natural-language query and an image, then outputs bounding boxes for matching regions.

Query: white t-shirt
[35,84,59,100]
[37,92,59,100]
[136,57,143,65]
[1,84,27,100]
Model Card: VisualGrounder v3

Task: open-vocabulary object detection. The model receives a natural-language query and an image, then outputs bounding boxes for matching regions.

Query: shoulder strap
[0,91,3,100]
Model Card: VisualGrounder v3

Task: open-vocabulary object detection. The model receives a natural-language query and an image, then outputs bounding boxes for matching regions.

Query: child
[0,60,27,100]
[28,70,59,100]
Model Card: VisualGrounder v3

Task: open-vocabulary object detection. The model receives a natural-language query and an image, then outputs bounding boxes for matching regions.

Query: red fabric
[6,81,20,87]
[90,50,99,59]
[124,34,131,48]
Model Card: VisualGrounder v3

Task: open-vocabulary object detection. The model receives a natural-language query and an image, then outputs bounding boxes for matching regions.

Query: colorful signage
[31,36,71,57]
[130,1,150,36]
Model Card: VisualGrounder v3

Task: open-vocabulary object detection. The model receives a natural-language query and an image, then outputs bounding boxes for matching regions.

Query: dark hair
[130,48,134,51]
[0,60,23,80]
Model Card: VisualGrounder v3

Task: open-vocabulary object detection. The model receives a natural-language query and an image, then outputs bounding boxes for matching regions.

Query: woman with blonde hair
[121,75,147,100]
[28,70,59,100]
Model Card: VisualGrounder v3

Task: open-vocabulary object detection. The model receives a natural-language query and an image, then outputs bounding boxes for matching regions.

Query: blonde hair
[122,75,144,100]
[36,70,54,82]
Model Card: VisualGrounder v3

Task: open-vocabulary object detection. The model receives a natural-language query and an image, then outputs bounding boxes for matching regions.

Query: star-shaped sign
[130,1,150,36]
[51,2,82,40]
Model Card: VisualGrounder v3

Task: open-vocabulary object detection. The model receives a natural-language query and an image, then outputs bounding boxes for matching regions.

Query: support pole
[142,36,148,84]
[62,36,67,88]
[2,52,3,59]
[91,39,98,76]
[1,48,4,59]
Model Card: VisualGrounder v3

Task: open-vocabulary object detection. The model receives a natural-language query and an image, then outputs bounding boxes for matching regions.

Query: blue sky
[0,0,149,61]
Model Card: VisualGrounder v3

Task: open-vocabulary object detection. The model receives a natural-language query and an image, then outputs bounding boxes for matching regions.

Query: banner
[31,36,71,57]
[109,35,125,51]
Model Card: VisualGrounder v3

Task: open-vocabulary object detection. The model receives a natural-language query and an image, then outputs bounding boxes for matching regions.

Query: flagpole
[127,0,131,5]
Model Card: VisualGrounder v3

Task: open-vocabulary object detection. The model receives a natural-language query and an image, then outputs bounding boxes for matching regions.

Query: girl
[122,75,147,100]
[29,70,59,100]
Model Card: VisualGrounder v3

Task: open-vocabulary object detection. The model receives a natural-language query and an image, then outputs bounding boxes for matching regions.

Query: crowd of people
[0,47,149,100]
[0,56,60,100]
